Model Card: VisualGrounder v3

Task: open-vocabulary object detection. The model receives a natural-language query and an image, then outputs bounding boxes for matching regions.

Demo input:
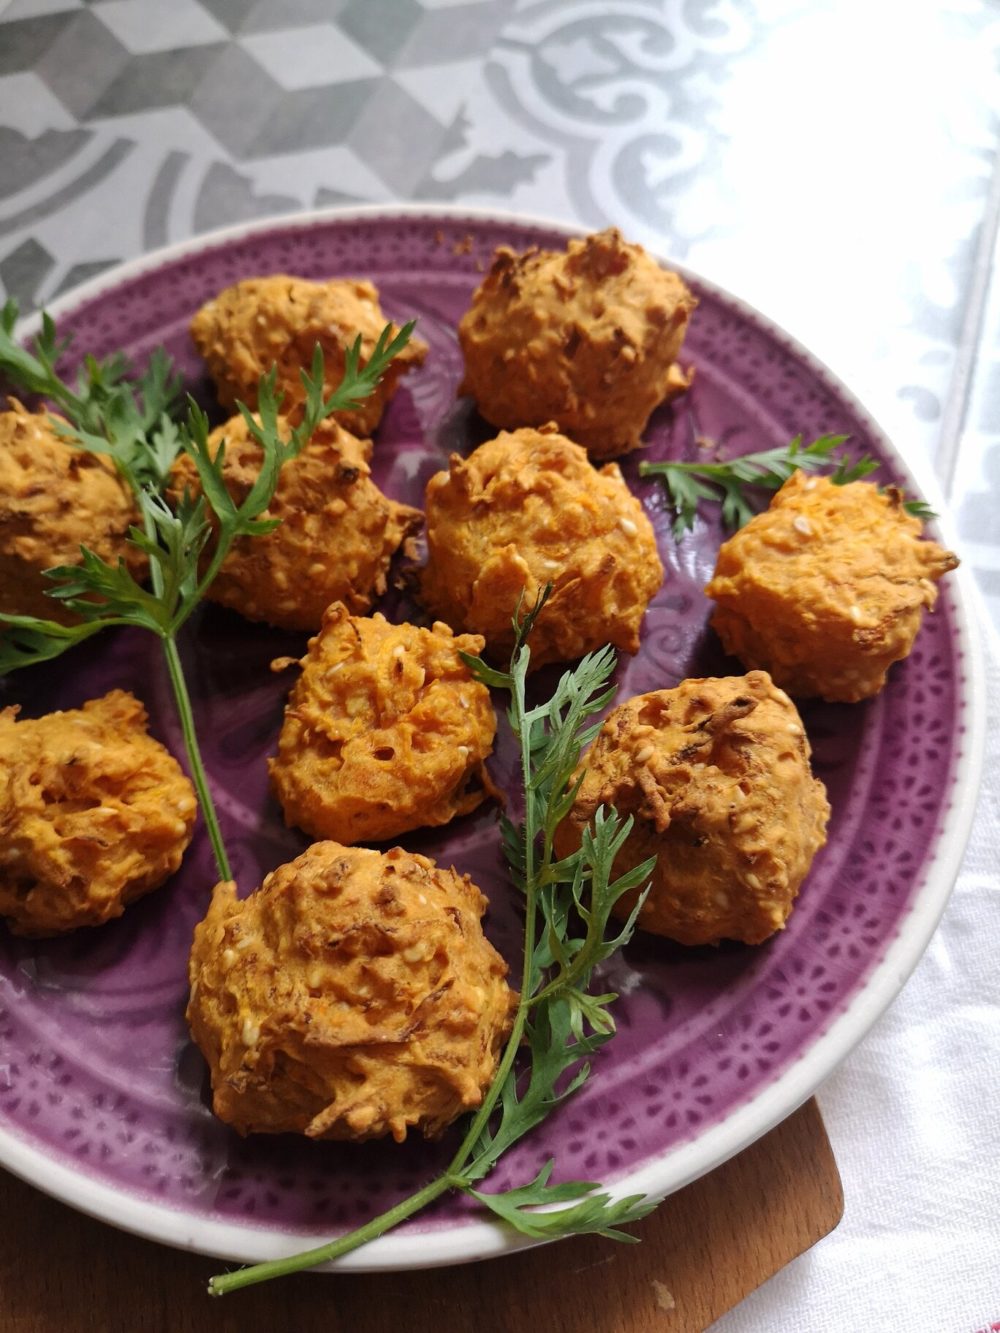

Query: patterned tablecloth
[1,1,998,1328]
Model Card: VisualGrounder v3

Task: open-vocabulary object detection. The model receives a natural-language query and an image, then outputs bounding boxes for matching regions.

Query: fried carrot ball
[705,472,959,703]
[170,412,421,631]
[269,605,498,844]
[554,673,830,947]
[457,228,696,459]
[0,690,196,937]
[189,275,426,436]
[186,841,516,1142]
[0,402,140,624]
[420,425,664,670]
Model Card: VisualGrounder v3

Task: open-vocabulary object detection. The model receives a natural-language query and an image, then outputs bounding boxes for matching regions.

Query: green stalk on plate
[208,591,660,1296]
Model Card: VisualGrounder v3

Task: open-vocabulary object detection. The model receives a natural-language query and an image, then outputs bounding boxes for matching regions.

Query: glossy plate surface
[0,207,983,1270]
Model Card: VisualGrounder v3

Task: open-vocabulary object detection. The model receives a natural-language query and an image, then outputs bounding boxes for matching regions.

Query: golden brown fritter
[189,275,426,436]
[0,690,196,937]
[420,425,664,670]
[186,841,516,1142]
[170,411,421,631]
[0,403,140,624]
[705,472,959,703]
[458,228,696,459]
[269,605,499,844]
[554,673,830,947]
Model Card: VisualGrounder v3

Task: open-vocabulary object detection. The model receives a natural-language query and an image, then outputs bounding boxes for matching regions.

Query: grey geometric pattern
[92,0,229,52]
[88,44,225,118]
[34,11,132,117]
[187,45,288,156]
[0,0,551,258]
[0,236,55,307]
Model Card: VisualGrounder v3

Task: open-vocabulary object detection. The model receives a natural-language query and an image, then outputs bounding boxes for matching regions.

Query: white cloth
[717,630,1000,1331]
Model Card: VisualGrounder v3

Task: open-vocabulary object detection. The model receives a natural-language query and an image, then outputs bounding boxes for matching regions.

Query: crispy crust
[553,673,830,946]
[0,690,196,936]
[420,425,664,669]
[170,412,422,631]
[458,228,696,458]
[189,275,426,436]
[705,472,959,702]
[269,605,499,843]
[0,403,140,624]
[186,841,516,1142]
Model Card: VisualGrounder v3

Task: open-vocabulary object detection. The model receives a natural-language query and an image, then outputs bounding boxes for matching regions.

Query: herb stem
[441,647,541,1181]
[208,1173,453,1296]
[444,925,533,1179]
[206,605,658,1296]
[206,1001,533,1295]
[188,542,229,624]
[208,1000,534,1296]
[161,634,231,882]
[207,643,546,1295]
[141,502,166,601]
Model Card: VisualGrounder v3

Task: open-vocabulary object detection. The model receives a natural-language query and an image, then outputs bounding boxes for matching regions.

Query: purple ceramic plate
[0,208,984,1271]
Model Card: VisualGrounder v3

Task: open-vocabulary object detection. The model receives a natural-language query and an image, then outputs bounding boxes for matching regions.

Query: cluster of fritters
[0,228,958,1147]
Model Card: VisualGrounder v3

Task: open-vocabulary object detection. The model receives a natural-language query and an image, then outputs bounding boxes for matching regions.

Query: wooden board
[0,1097,842,1333]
